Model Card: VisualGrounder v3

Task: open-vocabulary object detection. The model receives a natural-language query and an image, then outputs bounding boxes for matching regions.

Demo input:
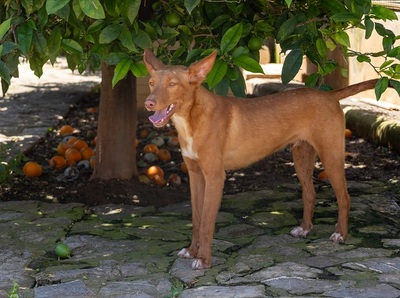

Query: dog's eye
[169,82,177,87]
[149,81,154,87]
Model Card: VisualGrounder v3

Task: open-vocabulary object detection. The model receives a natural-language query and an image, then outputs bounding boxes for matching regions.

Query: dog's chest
[172,115,198,160]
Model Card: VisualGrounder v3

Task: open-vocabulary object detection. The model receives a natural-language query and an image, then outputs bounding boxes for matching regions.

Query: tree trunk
[91,62,138,180]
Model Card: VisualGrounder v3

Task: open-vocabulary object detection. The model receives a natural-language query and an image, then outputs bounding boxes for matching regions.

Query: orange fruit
[80,147,95,160]
[146,165,164,179]
[181,161,188,174]
[72,139,88,151]
[66,136,79,145]
[65,148,82,163]
[318,170,329,182]
[23,161,42,178]
[167,129,178,137]
[49,156,67,170]
[345,128,352,139]
[156,149,171,162]
[143,143,159,154]
[56,142,71,156]
[89,156,95,169]
[152,174,167,186]
[168,137,179,147]
[139,128,150,139]
[87,107,96,113]
[135,138,139,148]
[92,136,98,146]
[59,125,74,136]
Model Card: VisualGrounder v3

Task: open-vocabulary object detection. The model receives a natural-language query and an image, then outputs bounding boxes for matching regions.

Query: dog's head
[143,49,217,127]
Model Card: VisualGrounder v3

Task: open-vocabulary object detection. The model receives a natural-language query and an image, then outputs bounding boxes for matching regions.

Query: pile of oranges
[22,122,189,188]
[137,126,187,187]
[23,124,96,178]
[53,134,95,169]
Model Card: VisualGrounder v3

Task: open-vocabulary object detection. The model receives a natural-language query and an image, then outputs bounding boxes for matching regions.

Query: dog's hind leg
[290,142,317,238]
[318,147,350,243]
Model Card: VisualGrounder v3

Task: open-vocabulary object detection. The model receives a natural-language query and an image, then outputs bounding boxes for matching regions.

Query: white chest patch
[172,115,198,160]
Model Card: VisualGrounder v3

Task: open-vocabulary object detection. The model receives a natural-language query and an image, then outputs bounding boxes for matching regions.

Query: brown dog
[143,49,379,269]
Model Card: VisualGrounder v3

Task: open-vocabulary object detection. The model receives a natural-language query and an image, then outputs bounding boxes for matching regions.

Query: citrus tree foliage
[0,0,399,98]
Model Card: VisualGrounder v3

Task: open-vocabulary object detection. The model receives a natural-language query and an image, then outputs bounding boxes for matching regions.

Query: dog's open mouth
[148,103,177,127]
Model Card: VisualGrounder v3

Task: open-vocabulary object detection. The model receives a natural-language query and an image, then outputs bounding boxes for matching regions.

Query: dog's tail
[330,79,379,101]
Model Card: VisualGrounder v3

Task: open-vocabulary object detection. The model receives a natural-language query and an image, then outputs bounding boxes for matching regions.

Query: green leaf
[322,0,347,14]
[130,62,148,77]
[0,42,18,56]
[330,12,360,22]
[17,22,34,55]
[232,55,263,73]
[0,60,11,84]
[87,19,105,33]
[364,17,374,39]
[46,0,69,14]
[316,38,327,58]
[371,5,398,21]
[210,15,230,29]
[79,0,105,19]
[320,61,337,75]
[333,31,350,47]
[229,71,246,97]
[33,32,47,55]
[47,26,62,63]
[375,77,388,100]
[220,23,243,54]
[61,39,83,54]
[99,24,121,44]
[103,52,130,65]
[132,29,153,50]
[276,16,297,43]
[380,59,394,70]
[285,0,293,7]
[389,79,400,97]
[119,26,138,52]
[0,18,11,41]
[281,49,303,84]
[112,59,132,88]
[356,54,371,63]
[120,0,140,24]
[305,73,319,87]
[214,76,230,96]
[374,23,394,38]
[21,0,34,15]
[54,2,71,20]
[206,60,228,89]
[388,47,400,59]
[185,0,200,14]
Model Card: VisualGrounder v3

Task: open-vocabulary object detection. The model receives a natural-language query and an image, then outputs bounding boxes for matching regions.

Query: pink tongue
[149,108,168,124]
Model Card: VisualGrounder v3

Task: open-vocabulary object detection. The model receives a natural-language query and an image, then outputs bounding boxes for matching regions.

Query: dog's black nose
[145,99,156,110]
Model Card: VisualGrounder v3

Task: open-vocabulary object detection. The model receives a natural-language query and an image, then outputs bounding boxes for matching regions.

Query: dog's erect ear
[143,49,165,75]
[188,50,217,84]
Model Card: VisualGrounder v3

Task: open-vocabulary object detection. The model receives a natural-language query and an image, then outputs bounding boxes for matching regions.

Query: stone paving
[0,61,400,297]
[0,180,400,297]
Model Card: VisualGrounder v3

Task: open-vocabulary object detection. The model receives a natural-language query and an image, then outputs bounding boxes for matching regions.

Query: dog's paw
[177,248,194,259]
[191,258,210,270]
[330,232,344,243]
[290,226,310,238]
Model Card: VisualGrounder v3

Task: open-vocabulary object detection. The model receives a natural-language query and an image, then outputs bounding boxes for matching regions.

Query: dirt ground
[1,93,399,207]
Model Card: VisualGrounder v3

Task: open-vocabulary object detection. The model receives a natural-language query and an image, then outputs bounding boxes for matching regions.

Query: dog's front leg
[177,157,205,260]
[192,163,225,269]
[178,158,225,269]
